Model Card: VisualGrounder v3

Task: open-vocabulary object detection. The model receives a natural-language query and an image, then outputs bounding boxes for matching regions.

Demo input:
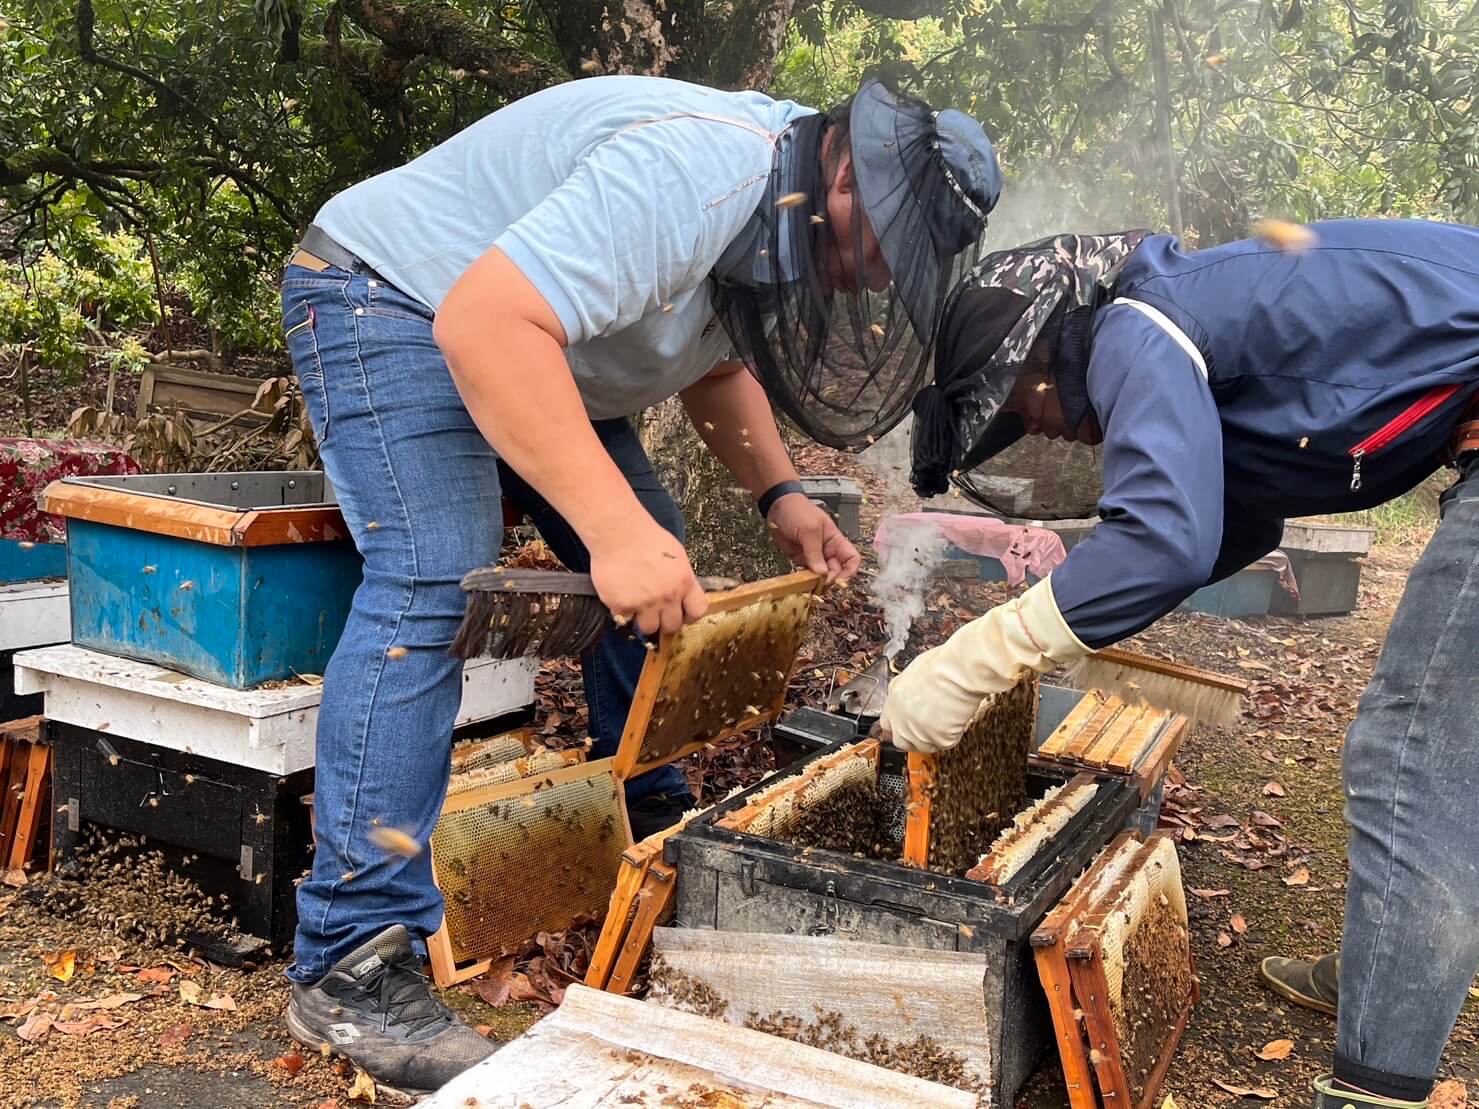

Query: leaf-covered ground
[1,446,1475,1107]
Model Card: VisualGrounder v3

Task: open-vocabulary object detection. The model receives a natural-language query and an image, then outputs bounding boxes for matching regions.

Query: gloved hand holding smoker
[880,222,1479,1108]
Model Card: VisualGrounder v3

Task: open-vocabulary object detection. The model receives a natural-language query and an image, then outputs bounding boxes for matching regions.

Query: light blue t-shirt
[314,75,814,419]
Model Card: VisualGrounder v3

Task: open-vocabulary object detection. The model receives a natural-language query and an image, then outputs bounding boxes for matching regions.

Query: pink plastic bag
[874,512,1068,586]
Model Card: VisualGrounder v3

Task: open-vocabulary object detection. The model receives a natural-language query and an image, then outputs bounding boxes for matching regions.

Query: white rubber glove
[879,576,1091,755]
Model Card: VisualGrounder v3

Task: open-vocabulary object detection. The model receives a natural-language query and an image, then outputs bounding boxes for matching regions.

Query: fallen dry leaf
[177,980,234,1009]
[347,1069,378,1103]
[1255,1038,1294,1061]
[17,1011,54,1042]
[53,1014,125,1037]
[43,950,77,983]
[1211,1078,1278,1099]
[1231,914,1249,935]
[1161,1097,1179,1109]
[2,867,29,887]
[1191,888,1230,899]
[1250,810,1283,828]
[470,955,517,1008]
[158,1022,193,1046]
[1218,932,1233,948]
[1431,1078,1468,1109]
[274,1052,307,1076]
[316,1101,341,1109]
[1284,867,1311,887]
[74,991,144,1011]
[1263,781,1287,797]
[136,966,175,985]
[1204,814,1241,830]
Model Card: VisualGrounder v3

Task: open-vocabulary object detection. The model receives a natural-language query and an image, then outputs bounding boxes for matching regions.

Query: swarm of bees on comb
[922,676,1037,876]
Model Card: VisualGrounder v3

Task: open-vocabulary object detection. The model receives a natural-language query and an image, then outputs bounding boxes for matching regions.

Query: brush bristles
[451,589,613,660]
[1068,656,1244,727]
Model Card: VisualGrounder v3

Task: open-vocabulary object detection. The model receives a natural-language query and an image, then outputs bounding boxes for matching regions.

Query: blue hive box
[41,472,362,689]
[0,538,68,584]
[1178,566,1277,619]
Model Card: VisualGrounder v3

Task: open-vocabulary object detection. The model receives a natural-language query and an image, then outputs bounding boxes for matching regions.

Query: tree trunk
[639,398,792,581]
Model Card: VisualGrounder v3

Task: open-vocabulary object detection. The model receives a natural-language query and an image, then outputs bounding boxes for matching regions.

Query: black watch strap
[756,479,806,518]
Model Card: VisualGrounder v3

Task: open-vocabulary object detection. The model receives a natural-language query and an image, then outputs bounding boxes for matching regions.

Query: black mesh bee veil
[710,80,1001,450]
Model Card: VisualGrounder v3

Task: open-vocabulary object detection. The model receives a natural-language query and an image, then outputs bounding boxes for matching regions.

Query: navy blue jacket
[1052,219,1479,647]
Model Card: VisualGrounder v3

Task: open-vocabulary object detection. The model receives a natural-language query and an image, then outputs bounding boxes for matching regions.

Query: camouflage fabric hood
[910,230,1150,499]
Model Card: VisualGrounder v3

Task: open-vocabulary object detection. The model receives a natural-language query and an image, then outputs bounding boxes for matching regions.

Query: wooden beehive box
[41,473,360,688]
[1031,831,1197,1108]
[668,737,1138,1106]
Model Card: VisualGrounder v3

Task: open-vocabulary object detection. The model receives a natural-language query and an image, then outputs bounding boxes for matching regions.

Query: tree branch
[339,0,568,99]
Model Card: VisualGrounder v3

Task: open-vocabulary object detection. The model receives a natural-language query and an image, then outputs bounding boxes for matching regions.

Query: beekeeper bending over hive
[881,222,1479,1109]
[280,73,1000,1094]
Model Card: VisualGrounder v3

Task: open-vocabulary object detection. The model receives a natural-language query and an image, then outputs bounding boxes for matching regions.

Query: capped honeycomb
[968,773,1099,885]
[1094,835,1194,1106]
[430,758,630,972]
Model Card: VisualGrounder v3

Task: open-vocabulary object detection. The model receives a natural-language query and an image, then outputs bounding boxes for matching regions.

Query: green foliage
[0,205,157,379]
[775,0,1479,243]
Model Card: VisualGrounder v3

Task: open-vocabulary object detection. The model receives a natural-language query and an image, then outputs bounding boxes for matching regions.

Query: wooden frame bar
[611,572,824,781]
[901,751,936,867]
[714,739,880,834]
[1049,833,1197,1109]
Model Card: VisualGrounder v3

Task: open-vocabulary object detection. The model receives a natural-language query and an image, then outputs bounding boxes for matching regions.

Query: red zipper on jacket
[1348,383,1461,491]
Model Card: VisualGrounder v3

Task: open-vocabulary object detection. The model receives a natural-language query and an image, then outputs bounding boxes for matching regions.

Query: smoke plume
[874,517,948,658]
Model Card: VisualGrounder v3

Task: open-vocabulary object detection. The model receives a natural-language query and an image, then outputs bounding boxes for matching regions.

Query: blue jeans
[279,264,687,981]
[1338,455,1479,1088]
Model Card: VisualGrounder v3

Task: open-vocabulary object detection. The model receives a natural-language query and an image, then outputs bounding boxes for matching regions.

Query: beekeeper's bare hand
[766,495,861,585]
[590,520,708,637]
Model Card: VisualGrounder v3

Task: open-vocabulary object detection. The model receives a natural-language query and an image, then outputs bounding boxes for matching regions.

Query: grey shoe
[1260,951,1340,1016]
[286,925,496,1094]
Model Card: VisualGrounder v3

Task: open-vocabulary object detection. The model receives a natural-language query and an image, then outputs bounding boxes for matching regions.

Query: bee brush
[1067,646,1249,727]
[451,568,741,661]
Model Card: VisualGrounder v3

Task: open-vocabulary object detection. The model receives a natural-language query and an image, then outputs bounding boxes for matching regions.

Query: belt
[1450,391,1479,462]
[289,225,389,283]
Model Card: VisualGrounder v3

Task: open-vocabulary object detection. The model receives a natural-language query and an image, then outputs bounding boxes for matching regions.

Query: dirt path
[1,490,1474,1106]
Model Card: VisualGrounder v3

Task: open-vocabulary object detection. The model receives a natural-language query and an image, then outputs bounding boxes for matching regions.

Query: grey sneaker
[286,925,495,1094]
[1260,951,1340,1016]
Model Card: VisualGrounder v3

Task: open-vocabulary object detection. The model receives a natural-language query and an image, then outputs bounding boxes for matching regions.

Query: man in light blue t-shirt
[279,72,999,1093]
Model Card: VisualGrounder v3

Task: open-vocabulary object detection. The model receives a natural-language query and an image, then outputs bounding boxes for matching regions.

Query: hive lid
[612,571,824,781]
[40,474,348,548]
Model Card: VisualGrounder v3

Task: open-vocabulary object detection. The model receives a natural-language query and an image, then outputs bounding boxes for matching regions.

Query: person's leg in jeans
[1330,456,1479,1103]
[280,266,499,1088]
[498,417,691,807]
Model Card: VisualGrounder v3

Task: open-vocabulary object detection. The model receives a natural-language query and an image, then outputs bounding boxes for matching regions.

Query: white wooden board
[13,644,535,775]
[0,581,70,652]
[650,928,993,1094]
[421,985,976,1109]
